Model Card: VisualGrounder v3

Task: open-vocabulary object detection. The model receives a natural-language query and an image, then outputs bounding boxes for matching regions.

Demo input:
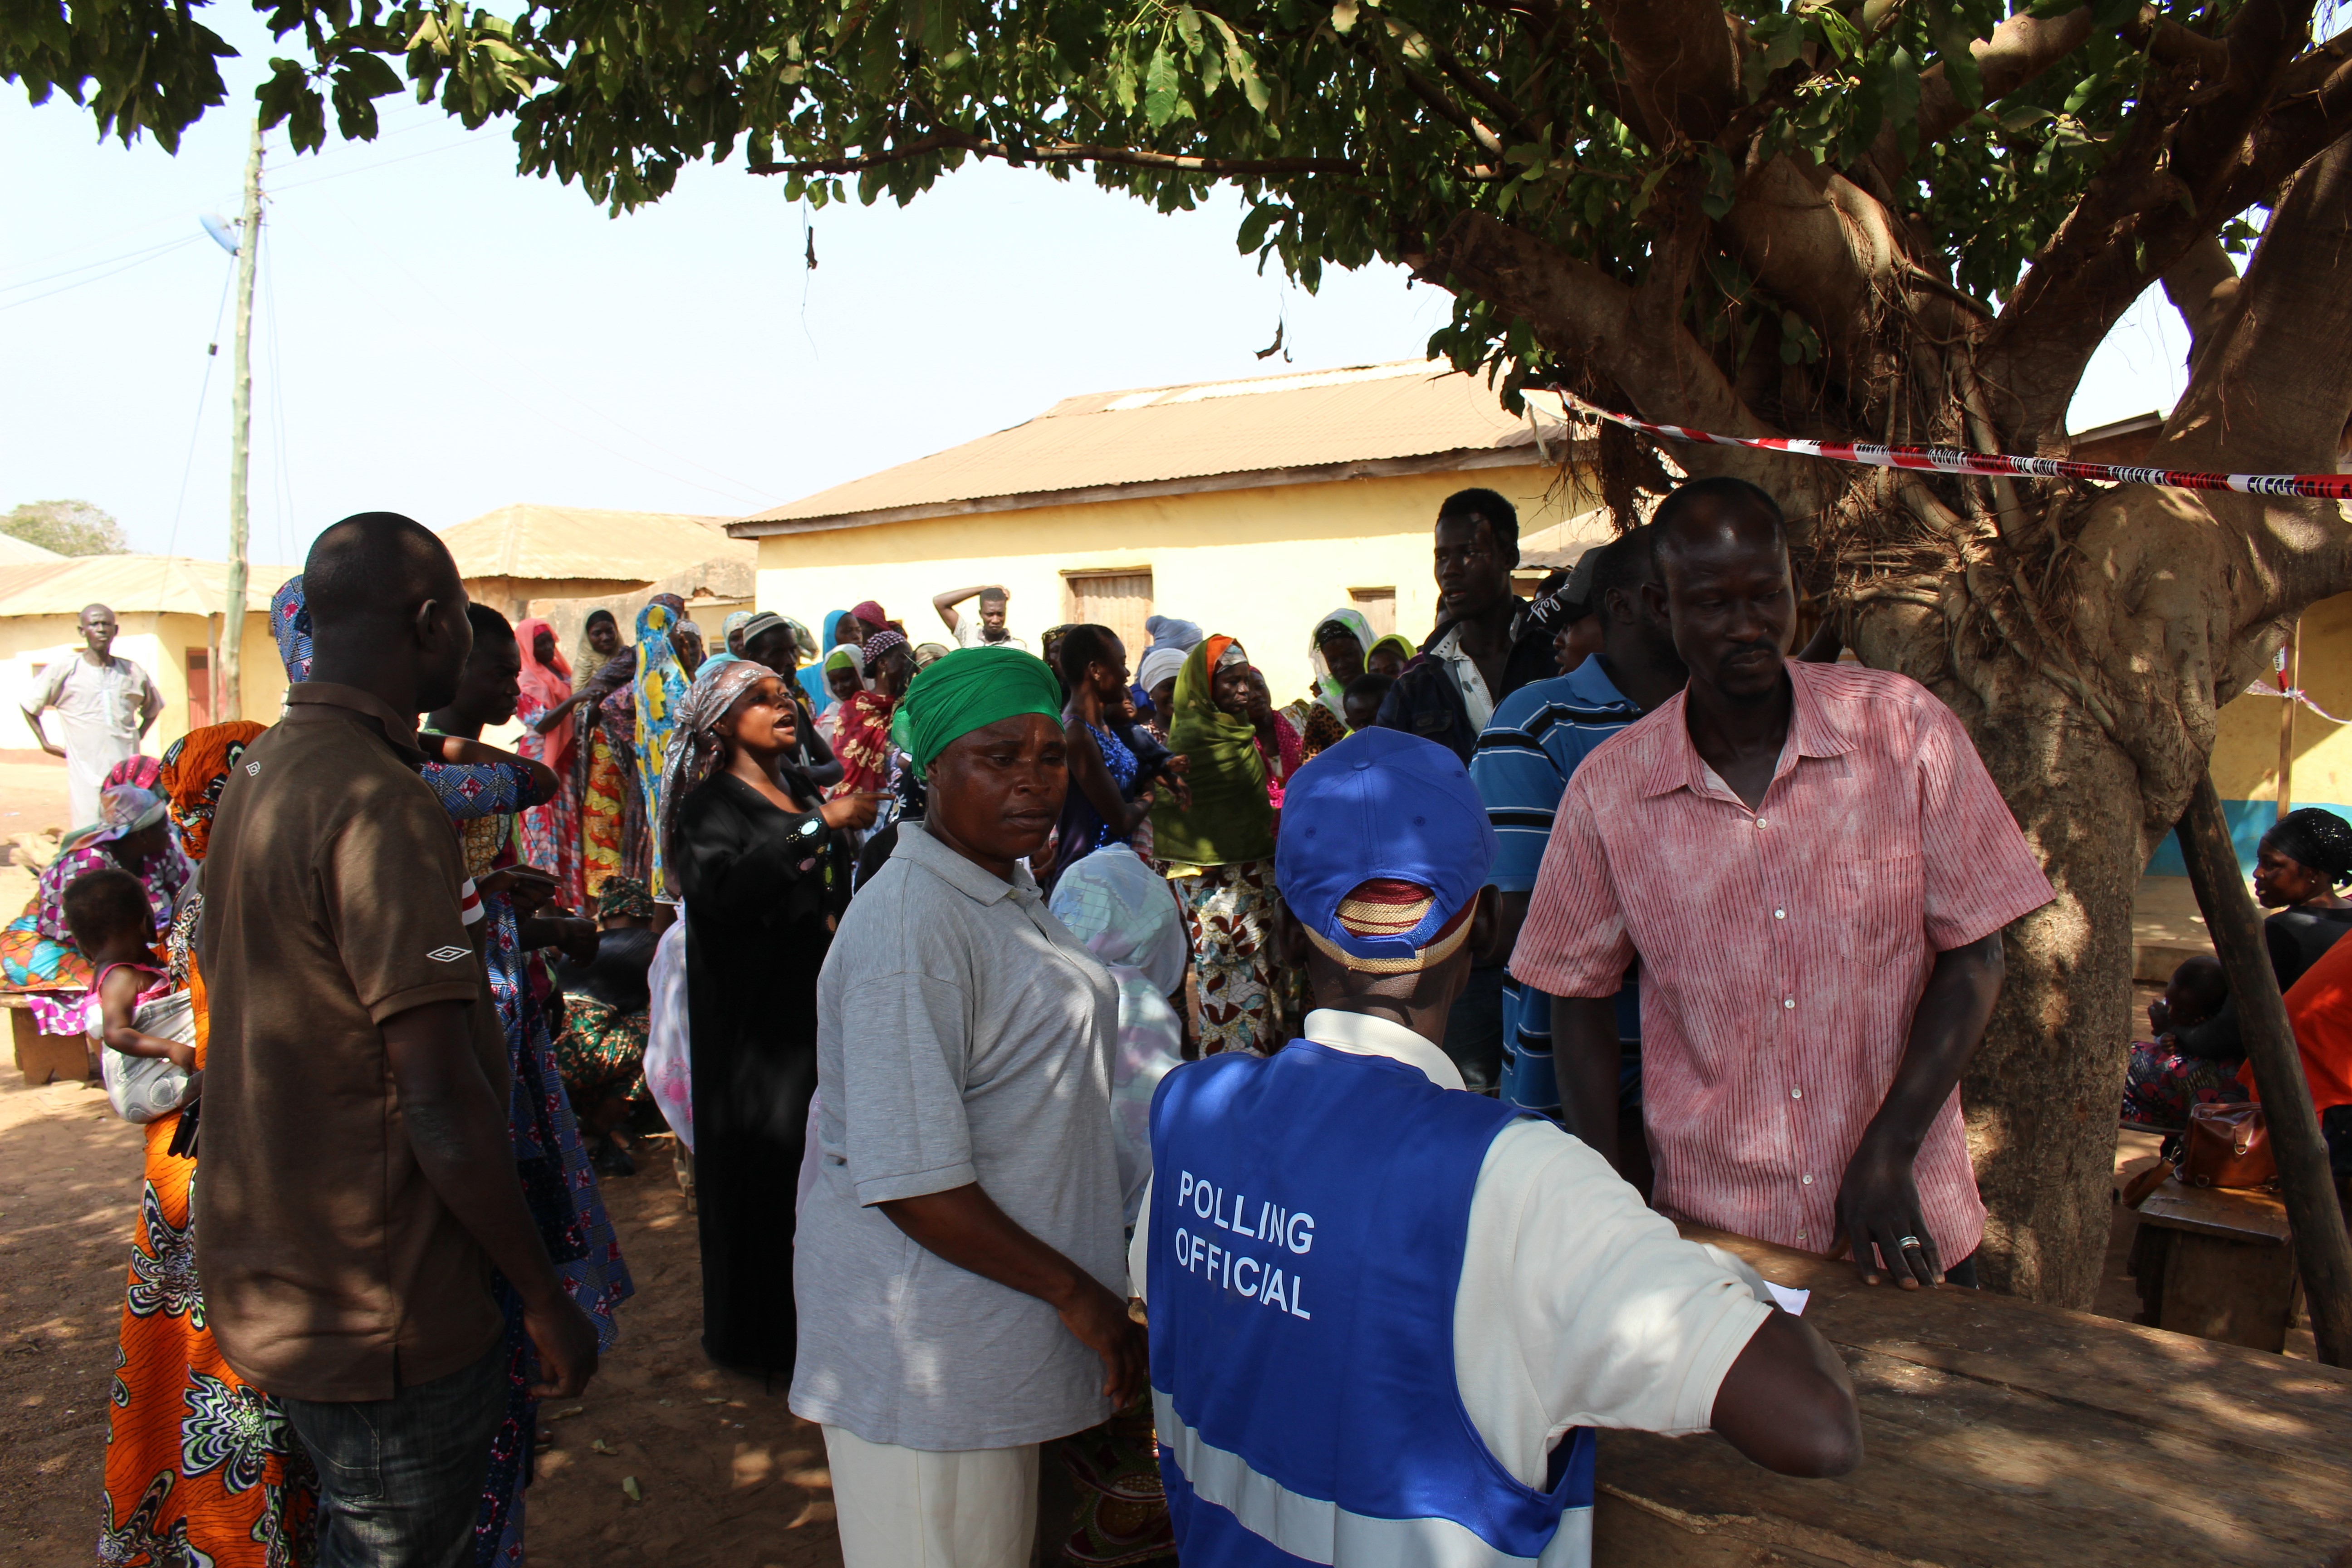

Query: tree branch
[1589,0,1740,144]
[1984,16,2351,448]
[750,129,1360,179]
[2161,233,2240,366]
[1855,4,2098,195]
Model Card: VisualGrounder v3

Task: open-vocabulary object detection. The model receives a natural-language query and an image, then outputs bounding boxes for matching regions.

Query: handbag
[2178,1101,2277,1189]
[97,989,200,1125]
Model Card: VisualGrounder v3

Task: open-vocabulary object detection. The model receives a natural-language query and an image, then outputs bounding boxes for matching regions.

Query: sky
[4,9,2194,567]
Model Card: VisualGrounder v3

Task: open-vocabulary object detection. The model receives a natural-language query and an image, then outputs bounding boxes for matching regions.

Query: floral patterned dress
[421,758,633,1567]
[101,860,317,1567]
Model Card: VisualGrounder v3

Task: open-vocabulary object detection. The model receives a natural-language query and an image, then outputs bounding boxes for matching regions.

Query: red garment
[1510,662,2054,1265]
[514,617,576,775]
[2242,928,2352,1114]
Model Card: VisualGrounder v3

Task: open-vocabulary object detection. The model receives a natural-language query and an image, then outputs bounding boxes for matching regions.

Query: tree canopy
[13,1,2343,447]
[2,500,128,556]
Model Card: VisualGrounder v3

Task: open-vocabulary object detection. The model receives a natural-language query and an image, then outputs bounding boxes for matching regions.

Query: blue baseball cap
[1274,727,1497,969]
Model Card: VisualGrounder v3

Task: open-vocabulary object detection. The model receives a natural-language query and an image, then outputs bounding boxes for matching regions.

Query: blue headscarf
[799,609,848,716]
[272,576,313,682]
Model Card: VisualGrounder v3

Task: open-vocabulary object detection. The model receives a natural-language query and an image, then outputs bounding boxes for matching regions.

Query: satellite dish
[199,213,240,256]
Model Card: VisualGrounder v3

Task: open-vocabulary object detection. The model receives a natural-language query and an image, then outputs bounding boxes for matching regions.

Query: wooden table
[1593,1225,2352,1567]
[2129,1177,2302,1353]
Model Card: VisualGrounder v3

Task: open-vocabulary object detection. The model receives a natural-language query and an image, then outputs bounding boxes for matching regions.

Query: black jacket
[1373,611,1559,762]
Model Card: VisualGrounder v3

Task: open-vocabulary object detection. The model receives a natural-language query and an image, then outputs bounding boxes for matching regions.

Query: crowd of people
[22,480,2352,1568]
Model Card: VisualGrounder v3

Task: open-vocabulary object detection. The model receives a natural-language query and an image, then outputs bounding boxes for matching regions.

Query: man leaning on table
[1513,477,2055,1289]
[1134,726,1861,1568]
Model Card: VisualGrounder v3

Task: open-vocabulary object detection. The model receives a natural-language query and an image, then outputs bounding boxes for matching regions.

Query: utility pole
[223,113,263,720]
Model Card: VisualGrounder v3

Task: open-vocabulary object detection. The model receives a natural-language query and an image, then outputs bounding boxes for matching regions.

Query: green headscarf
[890,646,1064,777]
[1151,637,1275,867]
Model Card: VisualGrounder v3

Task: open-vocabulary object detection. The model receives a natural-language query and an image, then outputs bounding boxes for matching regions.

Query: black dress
[675,769,837,1375]
[2170,903,2352,1060]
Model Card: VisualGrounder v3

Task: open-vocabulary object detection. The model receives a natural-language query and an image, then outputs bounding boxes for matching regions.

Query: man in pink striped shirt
[1511,478,2052,1289]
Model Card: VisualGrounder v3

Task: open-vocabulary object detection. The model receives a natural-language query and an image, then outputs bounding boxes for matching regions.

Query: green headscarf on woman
[1151,635,1275,867]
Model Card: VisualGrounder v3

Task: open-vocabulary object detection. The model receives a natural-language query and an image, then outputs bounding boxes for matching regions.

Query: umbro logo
[426,946,468,962]
[245,761,261,775]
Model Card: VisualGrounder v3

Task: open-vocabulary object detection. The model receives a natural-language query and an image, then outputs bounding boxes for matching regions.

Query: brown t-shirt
[194,682,510,1401]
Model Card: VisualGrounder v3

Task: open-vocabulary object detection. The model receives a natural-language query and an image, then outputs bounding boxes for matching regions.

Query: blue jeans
[279,1340,505,1568]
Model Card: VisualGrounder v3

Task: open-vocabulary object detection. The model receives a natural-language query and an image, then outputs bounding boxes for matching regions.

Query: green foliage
[0,0,2272,378]
[2,500,128,556]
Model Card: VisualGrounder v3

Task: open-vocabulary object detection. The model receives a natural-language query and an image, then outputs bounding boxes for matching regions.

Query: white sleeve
[1455,1121,1771,1484]
[1128,1176,1153,1300]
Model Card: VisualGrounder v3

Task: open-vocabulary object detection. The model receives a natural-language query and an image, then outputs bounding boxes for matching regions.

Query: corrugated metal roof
[0,555,292,617]
[0,533,64,565]
[441,503,750,584]
[733,360,1572,533]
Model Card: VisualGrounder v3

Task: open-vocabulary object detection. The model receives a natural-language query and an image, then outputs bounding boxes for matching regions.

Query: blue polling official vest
[1147,1040,1597,1567]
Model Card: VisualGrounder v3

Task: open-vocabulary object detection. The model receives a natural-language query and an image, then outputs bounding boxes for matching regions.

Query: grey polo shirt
[789,822,1126,1450]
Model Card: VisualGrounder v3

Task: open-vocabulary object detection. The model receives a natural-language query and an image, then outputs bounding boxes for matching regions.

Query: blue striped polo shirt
[1469,657,1646,1115]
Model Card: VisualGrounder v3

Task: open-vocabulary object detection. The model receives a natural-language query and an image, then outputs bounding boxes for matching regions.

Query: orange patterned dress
[99,962,317,1564]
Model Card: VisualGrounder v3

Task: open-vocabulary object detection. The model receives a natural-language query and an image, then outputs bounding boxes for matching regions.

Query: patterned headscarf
[721,609,754,652]
[862,628,910,665]
[594,875,659,923]
[655,658,773,878]
[102,755,164,795]
[634,594,693,899]
[91,784,168,845]
[158,721,269,863]
[272,575,313,682]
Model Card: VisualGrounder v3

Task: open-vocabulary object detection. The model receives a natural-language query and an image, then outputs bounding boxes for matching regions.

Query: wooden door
[186,650,212,730]
[1066,571,1154,665]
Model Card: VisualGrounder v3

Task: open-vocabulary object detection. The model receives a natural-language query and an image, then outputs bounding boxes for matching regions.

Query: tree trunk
[1951,681,2145,1302]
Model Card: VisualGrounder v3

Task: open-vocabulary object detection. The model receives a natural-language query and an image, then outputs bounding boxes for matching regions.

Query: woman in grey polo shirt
[790,647,1144,1568]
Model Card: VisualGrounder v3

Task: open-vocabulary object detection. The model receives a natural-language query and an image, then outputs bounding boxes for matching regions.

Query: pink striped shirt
[1509,662,2052,1264]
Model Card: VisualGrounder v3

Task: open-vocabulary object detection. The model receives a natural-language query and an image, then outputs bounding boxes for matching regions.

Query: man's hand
[1831,1134,1941,1288]
[2147,996,2171,1038]
[520,1291,600,1399]
[1058,1277,1150,1406]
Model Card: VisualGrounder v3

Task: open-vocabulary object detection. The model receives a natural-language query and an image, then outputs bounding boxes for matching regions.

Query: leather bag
[2178,1101,2278,1189]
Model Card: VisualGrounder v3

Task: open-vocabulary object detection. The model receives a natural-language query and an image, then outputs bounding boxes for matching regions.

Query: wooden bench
[3,995,90,1085]
[1594,1225,2352,1567]
[2127,1176,2302,1353]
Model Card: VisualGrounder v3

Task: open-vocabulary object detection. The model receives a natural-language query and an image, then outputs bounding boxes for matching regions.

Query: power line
[0,234,203,294]
[0,235,201,312]
[164,260,240,559]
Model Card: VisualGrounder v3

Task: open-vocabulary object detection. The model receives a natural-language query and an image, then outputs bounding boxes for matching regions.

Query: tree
[16,0,2352,1305]
[4,500,128,556]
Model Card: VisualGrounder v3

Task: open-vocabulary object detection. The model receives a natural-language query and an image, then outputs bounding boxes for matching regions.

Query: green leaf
[1203,14,1270,111]
[1936,17,1982,111]
[1236,201,1282,251]
[1143,44,1180,128]
[1700,143,1736,220]
[1813,8,1862,61]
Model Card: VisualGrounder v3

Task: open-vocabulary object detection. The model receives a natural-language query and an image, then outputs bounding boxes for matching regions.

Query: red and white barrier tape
[1554,390,2352,501]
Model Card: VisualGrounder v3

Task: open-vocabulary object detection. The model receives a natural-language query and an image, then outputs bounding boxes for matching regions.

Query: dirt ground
[0,1084,844,1568]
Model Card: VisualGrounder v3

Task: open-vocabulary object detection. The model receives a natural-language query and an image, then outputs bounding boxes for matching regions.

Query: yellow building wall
[2209,588,2352,813]
[1,611,289,755]
[751,465,1593,705]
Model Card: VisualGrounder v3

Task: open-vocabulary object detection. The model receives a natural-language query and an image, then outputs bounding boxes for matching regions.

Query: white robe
[35,654,155,827]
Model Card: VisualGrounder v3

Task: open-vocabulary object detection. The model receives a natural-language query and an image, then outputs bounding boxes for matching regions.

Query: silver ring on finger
[1898,1235,1924,1250]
